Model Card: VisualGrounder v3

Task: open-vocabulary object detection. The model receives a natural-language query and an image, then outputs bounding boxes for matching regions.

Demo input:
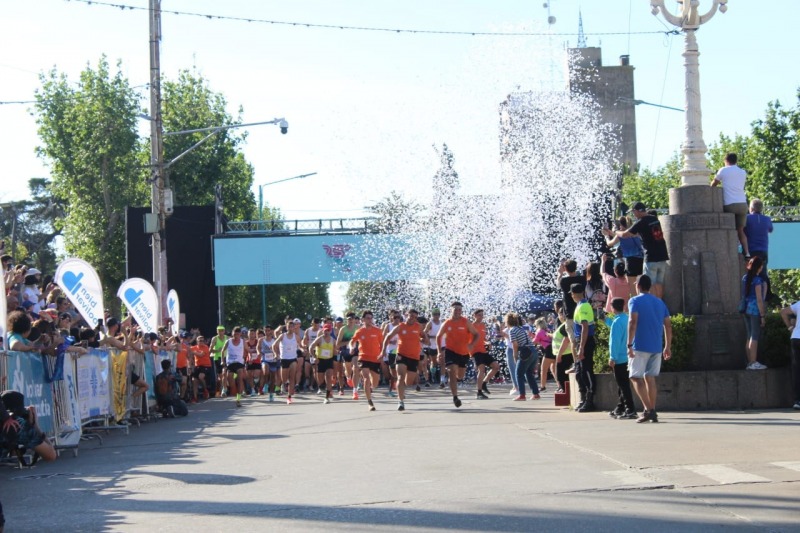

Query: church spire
[577,9,587,48]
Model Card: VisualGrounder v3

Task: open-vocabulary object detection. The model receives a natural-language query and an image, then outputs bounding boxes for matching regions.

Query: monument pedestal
[661,185,745,370]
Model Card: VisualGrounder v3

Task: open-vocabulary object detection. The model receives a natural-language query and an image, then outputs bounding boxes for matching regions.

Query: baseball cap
[335,317,343,323]
[27,267,42,276]
[632,201,647,212]
[432,308,441,315]
[322,324,333,332]
[292,318,301,324]
[216,325,225,331]
[180,330,191,338]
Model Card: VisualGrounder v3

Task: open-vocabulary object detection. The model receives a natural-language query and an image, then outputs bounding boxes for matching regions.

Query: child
[606,298,637,419]
[533,317,555,391]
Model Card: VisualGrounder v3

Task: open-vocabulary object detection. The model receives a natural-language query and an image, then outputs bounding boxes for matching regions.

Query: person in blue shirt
[744,198,773,283]
[627,275,672,423]
[605,298,637,419]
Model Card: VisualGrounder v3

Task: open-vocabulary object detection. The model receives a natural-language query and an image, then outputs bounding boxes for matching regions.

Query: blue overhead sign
[770,222,800,270]
[213,234,426,286]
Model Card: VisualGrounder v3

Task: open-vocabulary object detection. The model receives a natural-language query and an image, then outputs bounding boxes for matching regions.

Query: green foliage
[770,270,800,307]
[223,284,331,330]
[592,313,695,374]
[161,69,257,221]
[761,312,791,368]
[621,153,681,210]
[34,57,147,307]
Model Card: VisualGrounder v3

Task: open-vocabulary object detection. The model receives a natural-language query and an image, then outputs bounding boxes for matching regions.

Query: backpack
[154,372,173,402]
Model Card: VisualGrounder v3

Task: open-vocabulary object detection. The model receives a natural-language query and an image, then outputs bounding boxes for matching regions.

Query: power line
[0,83,150,106]
[65,0,674,38]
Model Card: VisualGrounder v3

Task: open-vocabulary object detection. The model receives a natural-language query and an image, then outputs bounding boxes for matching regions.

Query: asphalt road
[2,384,799,532]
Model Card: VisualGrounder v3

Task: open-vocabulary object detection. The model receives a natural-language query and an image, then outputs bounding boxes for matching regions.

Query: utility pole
[149,0,168,327]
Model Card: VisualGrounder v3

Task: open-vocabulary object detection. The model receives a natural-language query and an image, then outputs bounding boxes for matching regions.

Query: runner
[302,318,322,393]
[436,302,478,408]
[422,309,444,388]
[335,312,360,399]
[190,335,213,402]
[383,308,425,411]
[349,310,384,411]
[209,326,228,397]
[382,312,402,398]
[244,328,262,397]
[258,326,278,400]
[175,332,191,401]
[273,319,302,404]
[293,318,307,392]
[469,309,499,400]
[308,323,336,403]
[220,326,247,407]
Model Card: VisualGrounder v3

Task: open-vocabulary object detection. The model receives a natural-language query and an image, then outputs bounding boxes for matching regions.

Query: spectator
[552,301,573,393]
[610,202,670,300]
[0,390,57,463]
[556,259,586,353]
[570,283,597,412]
[606,298,636,419]
[604,216,644,298]
[21,268,44,314]
[779,302,800,410]
[585,262,607,313]
[601,254,630,313]
[507,312,540,401]
[7,311,38,352]
[627,275,672,423]
[741,257,767,370]
[744,198,773,281]
[154,359,188,417]
[712,152,750,258]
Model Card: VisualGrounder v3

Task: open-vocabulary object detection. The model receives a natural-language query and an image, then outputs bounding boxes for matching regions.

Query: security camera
[279,119,288,134]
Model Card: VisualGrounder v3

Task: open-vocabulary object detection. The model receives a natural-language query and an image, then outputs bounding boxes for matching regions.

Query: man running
[382,312,402,398]
[209,326,228,397]
[349,311,384,411]
[469,309,498,400]
[436,302,479,408]
[273,319,302,404]
[190,335,213,402]
[383,309,425,411]
[335,312,360,399]
[244,328,262,396]
[422,309,443,388]
[302,318,322,393]
[308,323,336,403]
[220,326,247,407]
[259,326,278,400]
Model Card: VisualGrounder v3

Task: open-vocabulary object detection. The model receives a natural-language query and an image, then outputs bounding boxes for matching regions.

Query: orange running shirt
[396,322,423,360]
[191,344,212,367]
[176,345,190,368]
[443,316,472,355]
[469,322,487,356]
[352,325,384,363]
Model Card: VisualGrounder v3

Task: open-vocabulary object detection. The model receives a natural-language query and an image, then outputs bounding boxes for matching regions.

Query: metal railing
[225,217,380,235]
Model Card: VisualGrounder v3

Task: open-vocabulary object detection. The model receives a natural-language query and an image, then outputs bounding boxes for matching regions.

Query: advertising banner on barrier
[57,355,82,447]
[0,281,6,350]
[167,289,180,336]
[110,350,128,422]
[76,349,110,420]
[6,351,55,436]
[55,258,106,328]
[117,278,159,335]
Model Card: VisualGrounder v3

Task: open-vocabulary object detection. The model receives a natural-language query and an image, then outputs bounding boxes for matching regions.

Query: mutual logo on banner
[7,352,55,435]
[117,278,159,334]
[76,349,110,420]
[55,258,106,326]
[167,289,180,336]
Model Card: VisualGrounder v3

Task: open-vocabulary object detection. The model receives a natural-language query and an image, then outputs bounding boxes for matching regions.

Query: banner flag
[167,289,180,336]
[110,350,128,422]
[55,258,106,327]
[117,278,159,335]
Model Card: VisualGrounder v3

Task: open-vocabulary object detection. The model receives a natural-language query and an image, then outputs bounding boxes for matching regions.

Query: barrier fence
[1,348,176,459]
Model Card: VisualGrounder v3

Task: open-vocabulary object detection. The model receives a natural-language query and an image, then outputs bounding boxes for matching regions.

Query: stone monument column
[651,0,744,369]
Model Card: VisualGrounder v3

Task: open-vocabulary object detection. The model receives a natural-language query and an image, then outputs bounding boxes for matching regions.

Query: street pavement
[2,384,799,532]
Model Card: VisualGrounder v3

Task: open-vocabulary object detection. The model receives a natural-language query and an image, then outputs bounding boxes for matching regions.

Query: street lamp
[257,172,318,222]
[255,171,318,325]
[650,0,728,187]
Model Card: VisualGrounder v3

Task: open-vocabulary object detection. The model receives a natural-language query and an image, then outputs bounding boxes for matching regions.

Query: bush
[591,312,695,374]
[761,312,791,368]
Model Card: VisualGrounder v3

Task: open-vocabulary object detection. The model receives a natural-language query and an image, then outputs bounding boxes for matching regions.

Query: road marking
[684,464,769,484]
[603,469,654,486]
[772,461,800,472]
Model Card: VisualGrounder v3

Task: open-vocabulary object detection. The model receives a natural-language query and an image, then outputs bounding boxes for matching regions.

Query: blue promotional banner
[55,257,106,328]
[76,349,111,420]
[5,351,55,436]
[769,222,800,270]
[117,278,159,335]
[213,234,429,286]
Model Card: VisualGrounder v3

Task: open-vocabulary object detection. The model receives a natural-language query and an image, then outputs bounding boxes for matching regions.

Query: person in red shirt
[436,302,478,408]
[469,309,499,400]
[382,308,425,411]
[190,335,213,402]
[349,310,384,411]
[175,332,192,400]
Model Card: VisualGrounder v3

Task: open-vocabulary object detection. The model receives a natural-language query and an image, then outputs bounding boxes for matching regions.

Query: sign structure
[117,278,159,334]
[213,234,427,286]
[55,258,106,327]
[167,289,180,335]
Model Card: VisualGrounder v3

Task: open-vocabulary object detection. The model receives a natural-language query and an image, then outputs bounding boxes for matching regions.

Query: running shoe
[190,398,197,404]
[649,410,659,423]
[439,382,446,389]
[323,397,330,404]
[250,391,257,398]
[616,409,638,419]
[235,400,241,408]
[453,396,462,408]
[388,390,397,398]
[747,361,768,370]
[513,395,526,401]
[397,402,405,411]
[531,394,541,400]
[368,403,376,412]
[339,389,344,396]
[347,378,354,388]
[287,396,293,405]
[269,393,274,402]
[424,382,430,388]
[793,401,800,410]
[415,385,421,392]
[636,410,651,423]
[221,388,228,398]
[509,388,518,396]
[609,406,625,418]
[353,391,359,400]
[482,383,491,395]
[476,391,488,400]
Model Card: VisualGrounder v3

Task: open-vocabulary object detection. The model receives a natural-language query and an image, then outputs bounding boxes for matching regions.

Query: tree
[34,57,147,306]
[160,69,257,221]
[620,153,681,210]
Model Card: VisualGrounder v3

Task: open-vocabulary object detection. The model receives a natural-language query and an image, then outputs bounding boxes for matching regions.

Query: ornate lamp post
[650,0,728,186]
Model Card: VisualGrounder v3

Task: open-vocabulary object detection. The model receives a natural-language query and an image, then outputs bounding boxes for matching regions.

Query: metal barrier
[1,348,176,460]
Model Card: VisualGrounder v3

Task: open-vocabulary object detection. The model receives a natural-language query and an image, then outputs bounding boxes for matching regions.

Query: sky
[1,1,798,313]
